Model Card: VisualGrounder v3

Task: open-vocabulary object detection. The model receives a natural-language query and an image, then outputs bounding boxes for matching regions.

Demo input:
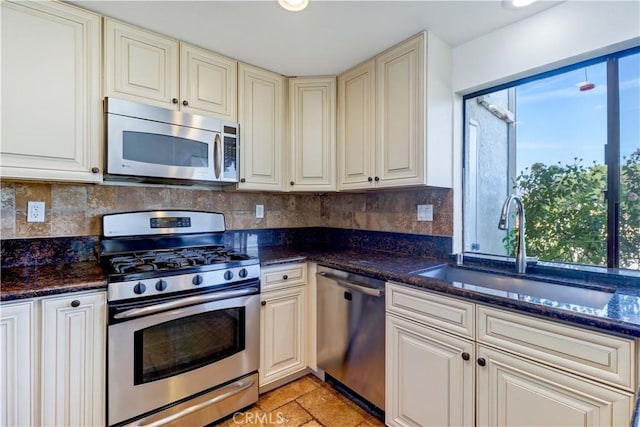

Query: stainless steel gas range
[100,210,260,427]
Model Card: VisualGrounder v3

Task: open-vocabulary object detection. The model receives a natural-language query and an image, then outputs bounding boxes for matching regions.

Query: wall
[0,181,452,239]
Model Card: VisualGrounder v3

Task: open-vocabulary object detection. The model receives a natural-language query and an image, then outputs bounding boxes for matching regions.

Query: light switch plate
[417,204,433,222]
[256,204,264,219]
[27,201,46,222]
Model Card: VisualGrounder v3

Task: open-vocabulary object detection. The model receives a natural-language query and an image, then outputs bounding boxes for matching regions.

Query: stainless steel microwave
[104,97,239,184]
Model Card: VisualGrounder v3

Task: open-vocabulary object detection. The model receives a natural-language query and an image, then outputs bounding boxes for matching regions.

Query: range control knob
[192,275,204,286]
[224,271,234,281]
[133,282,146,295]
[239,268,248,278]
[155,279,168,291]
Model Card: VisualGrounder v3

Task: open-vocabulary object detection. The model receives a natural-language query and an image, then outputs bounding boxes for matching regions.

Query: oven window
[133,307,245,385]
[123,131,209,167]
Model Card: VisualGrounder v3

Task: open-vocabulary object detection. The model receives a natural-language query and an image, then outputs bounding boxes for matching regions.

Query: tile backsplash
[0,181,452,239]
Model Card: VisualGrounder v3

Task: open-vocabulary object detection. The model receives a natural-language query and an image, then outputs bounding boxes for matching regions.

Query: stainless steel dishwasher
[316,265,385,412]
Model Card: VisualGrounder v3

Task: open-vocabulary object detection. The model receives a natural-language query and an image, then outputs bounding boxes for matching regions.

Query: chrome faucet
[498,194,527,274]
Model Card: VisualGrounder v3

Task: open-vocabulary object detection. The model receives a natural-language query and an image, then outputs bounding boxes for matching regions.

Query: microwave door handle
[214,133,222,179]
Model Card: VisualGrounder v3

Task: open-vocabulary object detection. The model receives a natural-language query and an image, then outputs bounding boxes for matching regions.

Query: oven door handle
[133,376,256,427]
[113,287,259,320]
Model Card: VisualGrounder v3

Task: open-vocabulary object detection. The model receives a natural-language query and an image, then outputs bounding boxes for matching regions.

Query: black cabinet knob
[240,178,246,183]
[192,275,204,286]
[133,282,146,295]
[239,268,248,278]
[282,274,288,280]
[182,100,189,106]
[91,167,99,174]
[224,271,234,281]
[261,301,266,306]
[70,300,80,308]
[290,181,295,186]
[172,98,179,104]
[367,177,373,182]
[477,358,486,367]
[155,279,168,291]
[461,352,470,361]
[374,176,380,182]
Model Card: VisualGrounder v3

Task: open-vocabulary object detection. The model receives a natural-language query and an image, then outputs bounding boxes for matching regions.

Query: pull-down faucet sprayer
[498,194,527,274]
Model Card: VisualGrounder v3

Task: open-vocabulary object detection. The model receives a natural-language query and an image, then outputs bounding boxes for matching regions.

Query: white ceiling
[70,0,563,76]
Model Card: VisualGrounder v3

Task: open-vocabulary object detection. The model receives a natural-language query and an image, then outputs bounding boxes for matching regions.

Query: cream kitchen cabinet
[104,18,237,121]
[338,31,453,190]
[260,264,308,388]
[288,77,337,192]
[0,291,106,427]
[237,63,287,191]
[0,300,36,427]
[385,283,475,427]
[386,282,636,427]
[40,291,106,427]
[1,0,102,183]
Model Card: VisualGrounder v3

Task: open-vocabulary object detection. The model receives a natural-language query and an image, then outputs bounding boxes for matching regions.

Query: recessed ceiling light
[502,0,537,8]
[279,0,309,12]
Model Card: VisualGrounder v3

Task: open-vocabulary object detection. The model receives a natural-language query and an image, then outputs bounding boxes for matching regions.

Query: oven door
[106,113,220,182]
[107,285,259,426]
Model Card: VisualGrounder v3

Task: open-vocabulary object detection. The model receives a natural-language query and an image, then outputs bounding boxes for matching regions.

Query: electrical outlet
[27,201,46,223]
[417,204,433,222]
[256,204,264,219]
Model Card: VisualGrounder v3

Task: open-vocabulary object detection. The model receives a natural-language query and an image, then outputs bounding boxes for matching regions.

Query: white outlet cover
[256,204,264,219]
[27,201,46,222]
[417,204,433,222]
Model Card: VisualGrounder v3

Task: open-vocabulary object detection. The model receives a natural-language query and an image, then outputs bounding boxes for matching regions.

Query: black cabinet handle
[70,300,80,308]
[283,275,288,280]
[290,181,295,186]
[477,358,486,367]
[182,100,189,106]
[261,301,266,306]
[461,352,470,361]
[172,98,178,104]
[367,177,373,182]
[240,178,246,183]
[374,176,380,182]
[91,167,99,174]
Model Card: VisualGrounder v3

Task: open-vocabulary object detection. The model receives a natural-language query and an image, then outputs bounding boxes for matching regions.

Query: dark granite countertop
[1,262,107,302]
[253,246,640,338]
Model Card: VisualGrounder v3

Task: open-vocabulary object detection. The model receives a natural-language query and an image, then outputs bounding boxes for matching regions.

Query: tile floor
[216,374,385,427]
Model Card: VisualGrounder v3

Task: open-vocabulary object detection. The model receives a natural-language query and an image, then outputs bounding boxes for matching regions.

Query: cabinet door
[337,60,376,190]
[180,43,237,121]
[376,32,425,187]
[238,63,286,190]
[104,18,179,109]
[1,1,102,183]
[386,314,474,427]
[0,301,36,426]
[260,286,306,387]
[288,77,336,192]
[41,292,106,427]
[477,345,632,427]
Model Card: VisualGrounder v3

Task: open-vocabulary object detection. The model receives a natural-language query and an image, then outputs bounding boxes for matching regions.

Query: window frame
[462,46,640,270]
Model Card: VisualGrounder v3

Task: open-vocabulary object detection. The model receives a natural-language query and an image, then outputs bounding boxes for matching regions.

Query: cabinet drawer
[386,282,475,339]
[261,263,307,291]
[477,306,635,391]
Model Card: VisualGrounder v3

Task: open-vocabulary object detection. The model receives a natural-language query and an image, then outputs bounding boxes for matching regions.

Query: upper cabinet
[338,31,453,190]
[237,63,287,191]
[0,1,102,183]
[104,19,237,121]
[288,77,337,192]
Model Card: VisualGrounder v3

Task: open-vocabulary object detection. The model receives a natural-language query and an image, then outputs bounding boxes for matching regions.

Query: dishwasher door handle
[316,271,384,297]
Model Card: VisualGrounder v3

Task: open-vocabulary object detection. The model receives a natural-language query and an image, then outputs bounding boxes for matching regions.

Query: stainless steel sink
[415,266,614,309]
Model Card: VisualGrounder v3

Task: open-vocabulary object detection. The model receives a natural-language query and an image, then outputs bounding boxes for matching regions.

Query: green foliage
[504,151,639,269]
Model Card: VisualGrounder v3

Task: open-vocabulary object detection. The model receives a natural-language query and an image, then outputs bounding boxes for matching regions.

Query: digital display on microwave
[150,217,191,229]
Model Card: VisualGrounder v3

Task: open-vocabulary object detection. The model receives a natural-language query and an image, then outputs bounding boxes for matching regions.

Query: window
[463,48,639,271]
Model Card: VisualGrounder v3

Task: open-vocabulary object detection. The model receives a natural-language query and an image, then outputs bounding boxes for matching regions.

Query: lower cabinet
[385,282,635,427]
[386,314,474,427]
[260,264,308,388]
[0,291,106,426]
